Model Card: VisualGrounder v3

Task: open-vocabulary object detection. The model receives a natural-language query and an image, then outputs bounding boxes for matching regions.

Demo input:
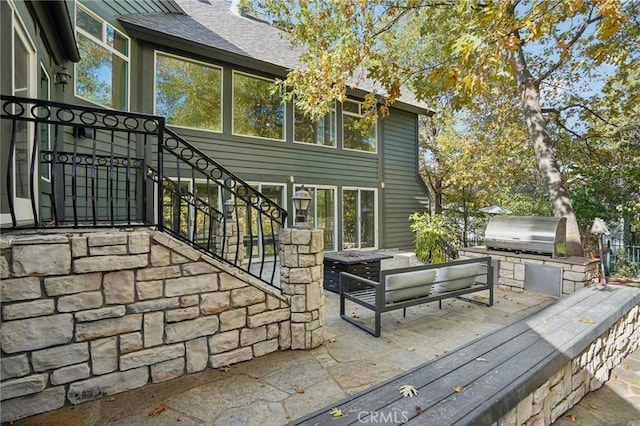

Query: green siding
[382,110,430,250]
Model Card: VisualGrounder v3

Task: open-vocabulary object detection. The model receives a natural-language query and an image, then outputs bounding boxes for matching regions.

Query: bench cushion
[434,263,481,292]
[385,269,437,303]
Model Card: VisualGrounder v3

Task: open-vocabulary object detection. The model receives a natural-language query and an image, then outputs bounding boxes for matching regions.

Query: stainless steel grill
[484,216,567,258]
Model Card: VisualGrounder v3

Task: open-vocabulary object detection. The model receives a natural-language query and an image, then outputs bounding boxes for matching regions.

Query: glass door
[1,10,36,227]
[342,188,377,250]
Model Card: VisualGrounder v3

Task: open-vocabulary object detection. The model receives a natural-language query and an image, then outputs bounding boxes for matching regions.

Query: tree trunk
[510,45,583,256]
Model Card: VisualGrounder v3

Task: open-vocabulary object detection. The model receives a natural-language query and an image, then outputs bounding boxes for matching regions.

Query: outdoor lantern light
[54,67,72,91]
[224,198,235,219]
[292,185,312,228]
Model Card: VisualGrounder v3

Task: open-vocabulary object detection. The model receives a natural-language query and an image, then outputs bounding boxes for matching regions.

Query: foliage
[614,250,639,278]
[409,212,460,263]
[257,0,640,256]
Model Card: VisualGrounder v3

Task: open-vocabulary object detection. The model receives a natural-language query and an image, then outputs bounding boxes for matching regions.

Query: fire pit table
[323,251,393,293]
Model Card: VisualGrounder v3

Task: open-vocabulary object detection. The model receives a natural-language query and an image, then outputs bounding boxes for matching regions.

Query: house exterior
[1,1,428,420]
[1,0,431,253]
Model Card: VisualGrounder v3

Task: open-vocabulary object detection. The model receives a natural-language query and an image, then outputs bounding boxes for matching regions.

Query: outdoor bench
[339,257,495,337]
[293,285,640,426]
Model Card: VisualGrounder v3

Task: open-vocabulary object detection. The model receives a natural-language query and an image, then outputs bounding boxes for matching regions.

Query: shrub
[409,212,460,263]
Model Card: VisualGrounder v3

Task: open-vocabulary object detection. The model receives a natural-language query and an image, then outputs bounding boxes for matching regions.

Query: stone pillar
[217,222,244,265]
[279,228,324,350]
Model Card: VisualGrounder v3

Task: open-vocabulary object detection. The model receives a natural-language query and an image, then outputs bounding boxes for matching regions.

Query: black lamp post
[292,186,312,229]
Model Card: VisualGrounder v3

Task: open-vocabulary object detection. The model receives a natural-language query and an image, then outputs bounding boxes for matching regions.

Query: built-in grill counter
[484,216,567,259]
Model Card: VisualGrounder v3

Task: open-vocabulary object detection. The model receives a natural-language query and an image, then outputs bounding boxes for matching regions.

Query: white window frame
[74,2,130,110]
[293,184,338,251]
[231,71,285,141]
[39,63,52,182]
[341,187,378,250]
[342,99,378,154]
[1,1,37,227]
[153,51,223,133]
[293,101,337,148]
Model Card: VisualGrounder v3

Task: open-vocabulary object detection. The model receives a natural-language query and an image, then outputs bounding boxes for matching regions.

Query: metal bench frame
[339,256,495,337]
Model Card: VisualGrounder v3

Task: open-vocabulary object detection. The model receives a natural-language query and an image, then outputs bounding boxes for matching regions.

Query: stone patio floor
[9,285,639,425]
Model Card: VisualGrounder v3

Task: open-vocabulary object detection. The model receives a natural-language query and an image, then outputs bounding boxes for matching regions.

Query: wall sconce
[224,198,235,219]
[292,185,312,229]
[380,182,385,189]
[288,176,295,183]
[54,66,72,91]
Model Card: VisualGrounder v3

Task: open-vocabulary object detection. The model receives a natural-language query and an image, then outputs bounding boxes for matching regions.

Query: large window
[342,188,377,250]
[239,183,286,258]
[155,52,222,131]
[294,185,337,251]
[232,72,284,140]
[342,100,377,153]
[75,3,129,110]
[294,102,336,147]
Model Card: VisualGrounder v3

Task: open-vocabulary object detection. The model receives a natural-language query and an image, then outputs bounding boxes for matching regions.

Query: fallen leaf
[295,387,305,394]
[330,407,343,417]
[220,366,231,372]
[399,384,419,397]
[589,403,597,409]
[415,406,422,414]
[106,396,116,402]
[152,393,157,398]
[564,412,577,421]
[327,337,337,343]
[408,347,415,351]
[473,295,486,301]
[576,317,595,324]
[453,386,463,393]
[148,404,166,416]
[352,313,360,319]
[476,357,488,362]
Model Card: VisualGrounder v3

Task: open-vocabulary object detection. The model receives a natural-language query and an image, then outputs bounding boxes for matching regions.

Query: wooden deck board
[292,286,640,426]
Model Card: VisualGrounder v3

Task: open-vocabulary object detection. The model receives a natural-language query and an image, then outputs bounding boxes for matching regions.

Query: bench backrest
[381,257,492,303]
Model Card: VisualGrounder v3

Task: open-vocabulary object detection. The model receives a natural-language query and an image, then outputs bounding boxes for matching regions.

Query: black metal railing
[1,95,287,287]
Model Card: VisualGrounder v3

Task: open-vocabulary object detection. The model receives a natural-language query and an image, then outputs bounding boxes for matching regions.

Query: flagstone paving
[9,286,639,425]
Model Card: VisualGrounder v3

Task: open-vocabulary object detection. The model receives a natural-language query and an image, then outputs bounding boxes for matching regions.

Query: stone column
[279,228,324,349]
[217,222,244,265]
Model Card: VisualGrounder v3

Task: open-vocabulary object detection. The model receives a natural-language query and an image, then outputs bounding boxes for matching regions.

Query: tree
[257,0,640,256]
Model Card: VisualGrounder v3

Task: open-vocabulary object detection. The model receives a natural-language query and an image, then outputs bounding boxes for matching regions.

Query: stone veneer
[0,229,323,423]
[460,247,600,296]
[494,304,639,426]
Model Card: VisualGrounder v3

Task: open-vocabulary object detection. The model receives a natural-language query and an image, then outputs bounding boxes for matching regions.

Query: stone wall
[494,303,639,426]
[0,229,322,423]
[460,247,600,296]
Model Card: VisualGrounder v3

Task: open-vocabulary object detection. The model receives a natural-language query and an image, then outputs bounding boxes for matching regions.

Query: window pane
[317,188,335,250]
[233,73,284,139]
[106,26,128,56]
[76,33,128,109]
[156,54,222,131]
[343,115,376,152]
[343,100,360,114]
[342,190,357,249]
[361,190,375,248]
[77,7,102,39]
[14,34,30,198]
[294,103,336,146]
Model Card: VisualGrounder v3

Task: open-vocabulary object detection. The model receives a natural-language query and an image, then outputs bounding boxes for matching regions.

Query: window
[342,188,377,249]
[293,185,337,251]
[232,72,284,140]
[239,183,286,258]
[294,101,336,147]
[39,65,51,181]
[342,100,377,152]
[162,179,222,245]
[155,52,222,131]
[75,3,129,109]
